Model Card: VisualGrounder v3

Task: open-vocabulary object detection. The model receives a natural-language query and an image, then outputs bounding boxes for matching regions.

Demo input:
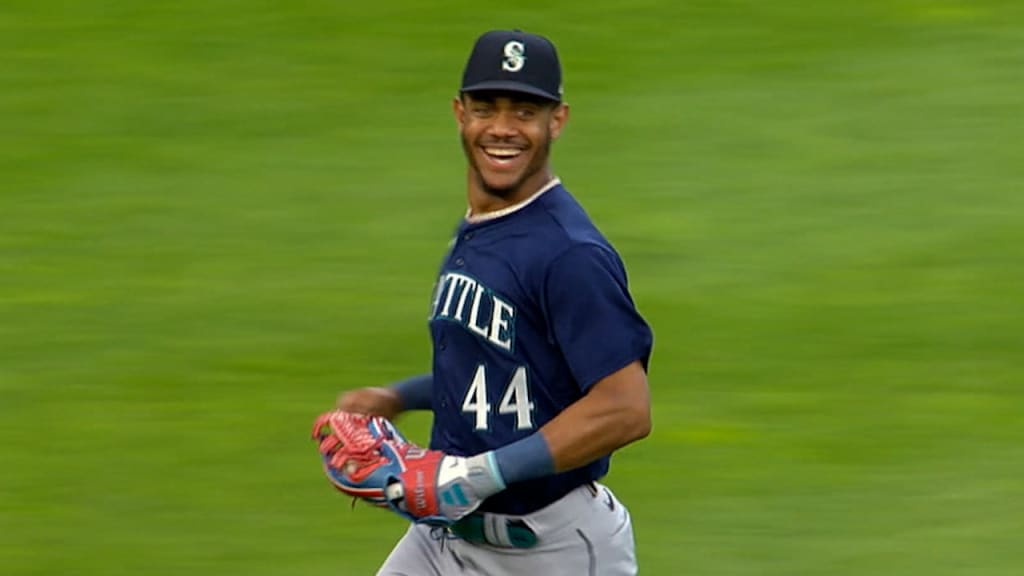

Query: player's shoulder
[531,183,617,257]
[466,181,621,278]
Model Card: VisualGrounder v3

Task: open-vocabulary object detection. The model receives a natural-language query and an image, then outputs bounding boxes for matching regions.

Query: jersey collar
[464,178,561,224]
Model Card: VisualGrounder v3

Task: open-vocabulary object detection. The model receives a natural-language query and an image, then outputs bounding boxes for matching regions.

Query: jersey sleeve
[543,243,654,392]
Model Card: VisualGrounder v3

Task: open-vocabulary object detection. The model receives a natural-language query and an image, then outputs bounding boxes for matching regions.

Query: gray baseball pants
[376,482,637,575]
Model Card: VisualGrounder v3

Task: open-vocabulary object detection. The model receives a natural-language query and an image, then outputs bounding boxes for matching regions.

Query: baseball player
[335,29,654,575]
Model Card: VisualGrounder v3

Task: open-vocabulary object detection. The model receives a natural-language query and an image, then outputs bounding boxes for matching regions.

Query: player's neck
[466,169,556,220]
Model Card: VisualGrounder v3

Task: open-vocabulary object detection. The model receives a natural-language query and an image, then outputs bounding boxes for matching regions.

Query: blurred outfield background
[2,1,1023,574]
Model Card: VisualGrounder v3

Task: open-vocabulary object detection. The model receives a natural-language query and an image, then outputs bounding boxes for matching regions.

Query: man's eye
[517,108,536,119]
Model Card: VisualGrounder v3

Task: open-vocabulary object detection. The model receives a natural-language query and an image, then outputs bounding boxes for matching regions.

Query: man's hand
[384,449,506,525]
[311,410,408,505]
[336,386,403,420]
[312,410,506,525]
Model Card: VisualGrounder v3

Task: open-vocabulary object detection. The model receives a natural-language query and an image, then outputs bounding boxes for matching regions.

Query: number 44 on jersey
[462,364,535,431]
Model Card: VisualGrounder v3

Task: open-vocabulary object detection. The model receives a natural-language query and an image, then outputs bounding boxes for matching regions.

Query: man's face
[454,91,569,199]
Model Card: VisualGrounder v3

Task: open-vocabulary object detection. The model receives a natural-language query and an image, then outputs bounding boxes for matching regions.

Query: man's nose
[488,110,518,137]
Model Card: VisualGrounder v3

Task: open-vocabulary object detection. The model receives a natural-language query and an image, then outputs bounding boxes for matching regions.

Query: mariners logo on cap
[461,30,562,101]
[502,40,526,72]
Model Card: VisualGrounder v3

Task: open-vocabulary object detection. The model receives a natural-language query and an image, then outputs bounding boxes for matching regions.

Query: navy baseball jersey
[427,179,653,515]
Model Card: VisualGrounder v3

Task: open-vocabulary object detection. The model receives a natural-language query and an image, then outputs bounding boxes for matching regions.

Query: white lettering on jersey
[453,276,477,322]
[466,283,490,339]
[431,272,516,352]
[438,274,459,317]
[488,297,515,351]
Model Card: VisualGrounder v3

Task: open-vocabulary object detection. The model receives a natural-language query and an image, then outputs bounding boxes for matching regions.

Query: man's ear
[550,103,570,140]
[453,96,465,129]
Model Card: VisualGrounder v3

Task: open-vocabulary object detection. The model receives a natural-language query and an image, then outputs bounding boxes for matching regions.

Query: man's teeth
[484,148,522,158]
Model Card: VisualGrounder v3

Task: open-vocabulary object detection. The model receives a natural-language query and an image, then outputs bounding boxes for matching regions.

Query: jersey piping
[464,178,562,224]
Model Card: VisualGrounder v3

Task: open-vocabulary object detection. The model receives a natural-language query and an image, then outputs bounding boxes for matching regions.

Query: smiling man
[335,29,654,575]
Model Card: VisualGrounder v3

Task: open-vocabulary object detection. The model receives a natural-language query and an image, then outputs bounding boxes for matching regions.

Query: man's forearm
[390,373,434,411]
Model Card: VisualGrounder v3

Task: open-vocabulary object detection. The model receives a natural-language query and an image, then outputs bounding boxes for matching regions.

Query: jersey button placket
[453,230,470,267]
[436,334,447,410]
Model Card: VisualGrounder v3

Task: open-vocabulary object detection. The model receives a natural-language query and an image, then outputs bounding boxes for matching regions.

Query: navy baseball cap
[460,30,563,102]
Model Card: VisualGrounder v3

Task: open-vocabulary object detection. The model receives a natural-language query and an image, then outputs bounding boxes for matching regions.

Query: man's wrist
[491,433,556,486]
[389,373,433,411]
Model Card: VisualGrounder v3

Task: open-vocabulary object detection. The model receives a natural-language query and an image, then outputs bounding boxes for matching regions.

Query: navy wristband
[390,373,433,411]
[493,433,556,485]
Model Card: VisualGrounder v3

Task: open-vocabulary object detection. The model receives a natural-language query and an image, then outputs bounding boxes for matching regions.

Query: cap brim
[460,81,561,102]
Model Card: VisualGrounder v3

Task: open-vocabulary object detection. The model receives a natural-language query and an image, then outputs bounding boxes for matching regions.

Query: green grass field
[3,1,1023,574]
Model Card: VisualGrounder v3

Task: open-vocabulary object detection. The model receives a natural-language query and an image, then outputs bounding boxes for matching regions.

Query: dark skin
[454,90,568,216]
[338,90,651,473]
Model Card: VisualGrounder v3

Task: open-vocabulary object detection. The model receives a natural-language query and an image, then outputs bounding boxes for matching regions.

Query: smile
[482,147,524,165]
